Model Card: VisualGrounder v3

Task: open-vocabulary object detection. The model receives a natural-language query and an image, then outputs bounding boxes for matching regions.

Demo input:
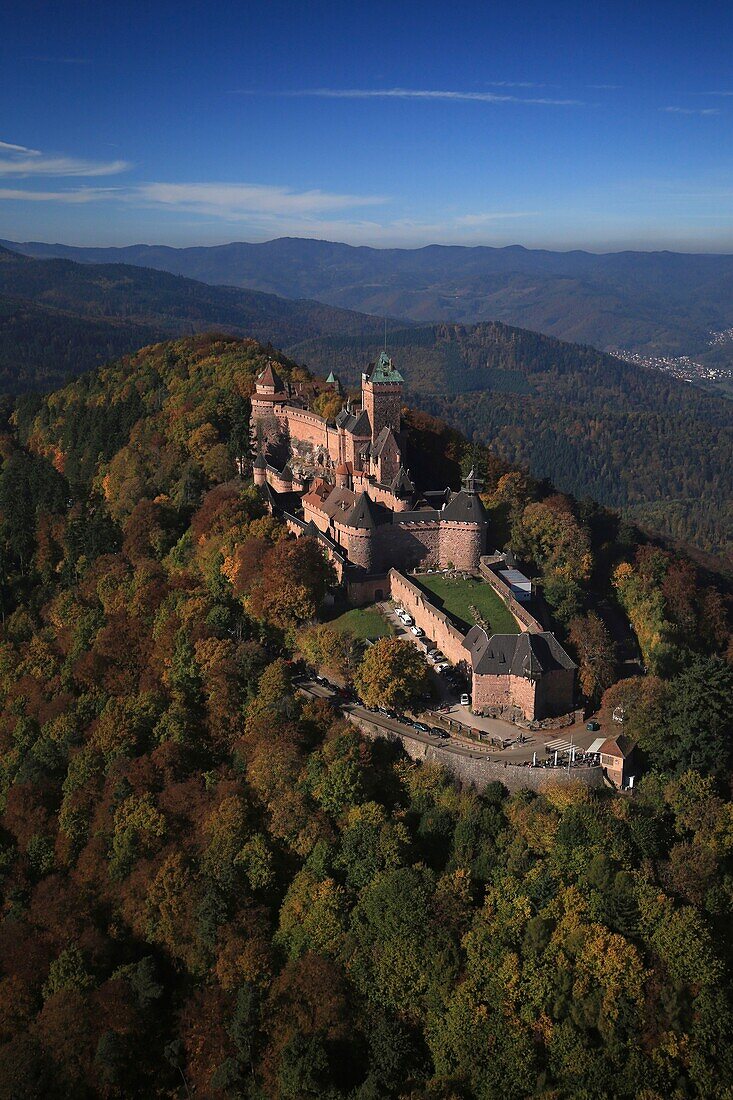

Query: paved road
[299,679,502,762]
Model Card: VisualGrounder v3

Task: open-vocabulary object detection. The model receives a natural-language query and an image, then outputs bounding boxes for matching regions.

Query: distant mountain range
[5,236,733,359]
[0,244,385,392]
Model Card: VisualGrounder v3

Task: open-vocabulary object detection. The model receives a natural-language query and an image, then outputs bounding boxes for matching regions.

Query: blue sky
[1,0,732,250]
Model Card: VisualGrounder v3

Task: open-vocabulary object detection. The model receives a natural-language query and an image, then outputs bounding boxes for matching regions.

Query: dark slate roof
[391,466,415,496]
[372,426,400,458]
[463,627,576,678]
[336,407,371,436]
[392,508,440,524]
[364,350,404,384]
[442,489,487,524]
[252,451,266,470]
[345,492,389,530]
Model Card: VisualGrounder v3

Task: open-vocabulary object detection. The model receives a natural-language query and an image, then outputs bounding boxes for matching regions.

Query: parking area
[381,598,598,766]
[378,600,468,698]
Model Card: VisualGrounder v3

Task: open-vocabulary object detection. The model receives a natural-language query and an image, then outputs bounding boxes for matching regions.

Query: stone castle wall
[439,522,484,571]
[372,522,441,573]
[388,569,469,667]
[535,667,576,719]
[362,380,401,442]
[478,557,544,633]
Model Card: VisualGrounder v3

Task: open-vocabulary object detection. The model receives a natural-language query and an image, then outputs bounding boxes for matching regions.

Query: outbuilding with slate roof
[463,625,576,720]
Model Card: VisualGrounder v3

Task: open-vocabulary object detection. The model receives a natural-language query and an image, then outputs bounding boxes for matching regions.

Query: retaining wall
[349,712,604,794]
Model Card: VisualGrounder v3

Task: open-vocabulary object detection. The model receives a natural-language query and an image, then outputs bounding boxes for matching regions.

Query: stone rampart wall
[388,569,468,666]
[479,557,544,633]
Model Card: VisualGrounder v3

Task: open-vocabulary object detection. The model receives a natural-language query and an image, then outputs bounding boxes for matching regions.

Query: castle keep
[250,353,489,581]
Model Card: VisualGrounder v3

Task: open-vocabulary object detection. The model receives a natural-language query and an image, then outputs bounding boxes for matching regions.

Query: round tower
[253,451,267,487]
[335,461,350,489]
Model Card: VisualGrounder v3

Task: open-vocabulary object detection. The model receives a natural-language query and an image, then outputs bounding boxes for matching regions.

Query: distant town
[612,329,733,388]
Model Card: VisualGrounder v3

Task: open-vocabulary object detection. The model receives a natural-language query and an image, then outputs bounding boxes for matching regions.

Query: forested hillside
[8,236,733,357]
[0,246,385,393]
[294,322,733,563]
[0,334,732,1097]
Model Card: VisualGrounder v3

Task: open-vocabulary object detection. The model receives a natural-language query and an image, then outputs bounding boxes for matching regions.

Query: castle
[250,354,576,722]
[250,353,489,590]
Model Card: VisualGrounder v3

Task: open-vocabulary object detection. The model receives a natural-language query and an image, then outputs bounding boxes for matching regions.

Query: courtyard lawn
[327,604,394,641]
[415,573,520,635]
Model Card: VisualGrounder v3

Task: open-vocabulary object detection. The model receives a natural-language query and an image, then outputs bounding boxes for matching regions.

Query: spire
[463,466,484,494]
[365,351,404,384]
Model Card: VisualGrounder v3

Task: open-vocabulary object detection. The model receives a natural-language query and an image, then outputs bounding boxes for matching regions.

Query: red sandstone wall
[535,668,576,719]
[388,569,469,667]
[478,558,543,633]
[375,523,440,573]
[439,522,484,571]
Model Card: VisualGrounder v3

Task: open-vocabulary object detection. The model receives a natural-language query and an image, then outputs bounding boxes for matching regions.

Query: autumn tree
[568,611,617,705]
[354,637,431,711]
[247,536,335,629]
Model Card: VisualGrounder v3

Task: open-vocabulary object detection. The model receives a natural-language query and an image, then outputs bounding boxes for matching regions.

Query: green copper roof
[369,350,404,384]
[326,370,338,383]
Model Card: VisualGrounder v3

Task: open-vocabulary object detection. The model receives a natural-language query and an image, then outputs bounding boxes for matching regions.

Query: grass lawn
[328,605,394,641]
[415,573,520,635]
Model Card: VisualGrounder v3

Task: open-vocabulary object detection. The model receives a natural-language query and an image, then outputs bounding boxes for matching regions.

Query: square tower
[361,351,404,444]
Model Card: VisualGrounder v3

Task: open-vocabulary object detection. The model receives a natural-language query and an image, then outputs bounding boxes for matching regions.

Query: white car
[435,662,450,673]
[410,625,424,637]
[460,693,470,706]
[399,614,413,626]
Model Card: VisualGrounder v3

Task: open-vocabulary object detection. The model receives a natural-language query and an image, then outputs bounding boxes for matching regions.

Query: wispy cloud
[661,106,721,116]
[134,182,388,217]
[0,140,42,156]
[0,156,130,178]
[0,177,537,243]
[0,139,130,178]
[587,83,621,90]
[0,187,119,203]
[453,211,538,226]
[238,87,585,107]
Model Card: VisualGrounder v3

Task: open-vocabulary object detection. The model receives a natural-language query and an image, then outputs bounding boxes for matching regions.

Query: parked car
[412,720,430,733]
[460,693,471,707]
[410,625,424,636]
[431,726,450,739]
[586,720,601,732]
[435,662,450,673]
[400,615,413,626]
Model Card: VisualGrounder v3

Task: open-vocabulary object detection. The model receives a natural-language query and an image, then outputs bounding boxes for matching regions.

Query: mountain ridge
[5,235,733,357]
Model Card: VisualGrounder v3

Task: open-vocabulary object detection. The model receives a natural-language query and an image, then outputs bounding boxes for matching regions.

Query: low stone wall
[388,569,468,667]
[349,712,605,794]
[478,557,544,633]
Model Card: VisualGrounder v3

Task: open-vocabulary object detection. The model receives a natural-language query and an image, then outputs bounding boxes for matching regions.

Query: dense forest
[8,236,733,358]
[0,334,731,1098]
[294,323,733,564]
